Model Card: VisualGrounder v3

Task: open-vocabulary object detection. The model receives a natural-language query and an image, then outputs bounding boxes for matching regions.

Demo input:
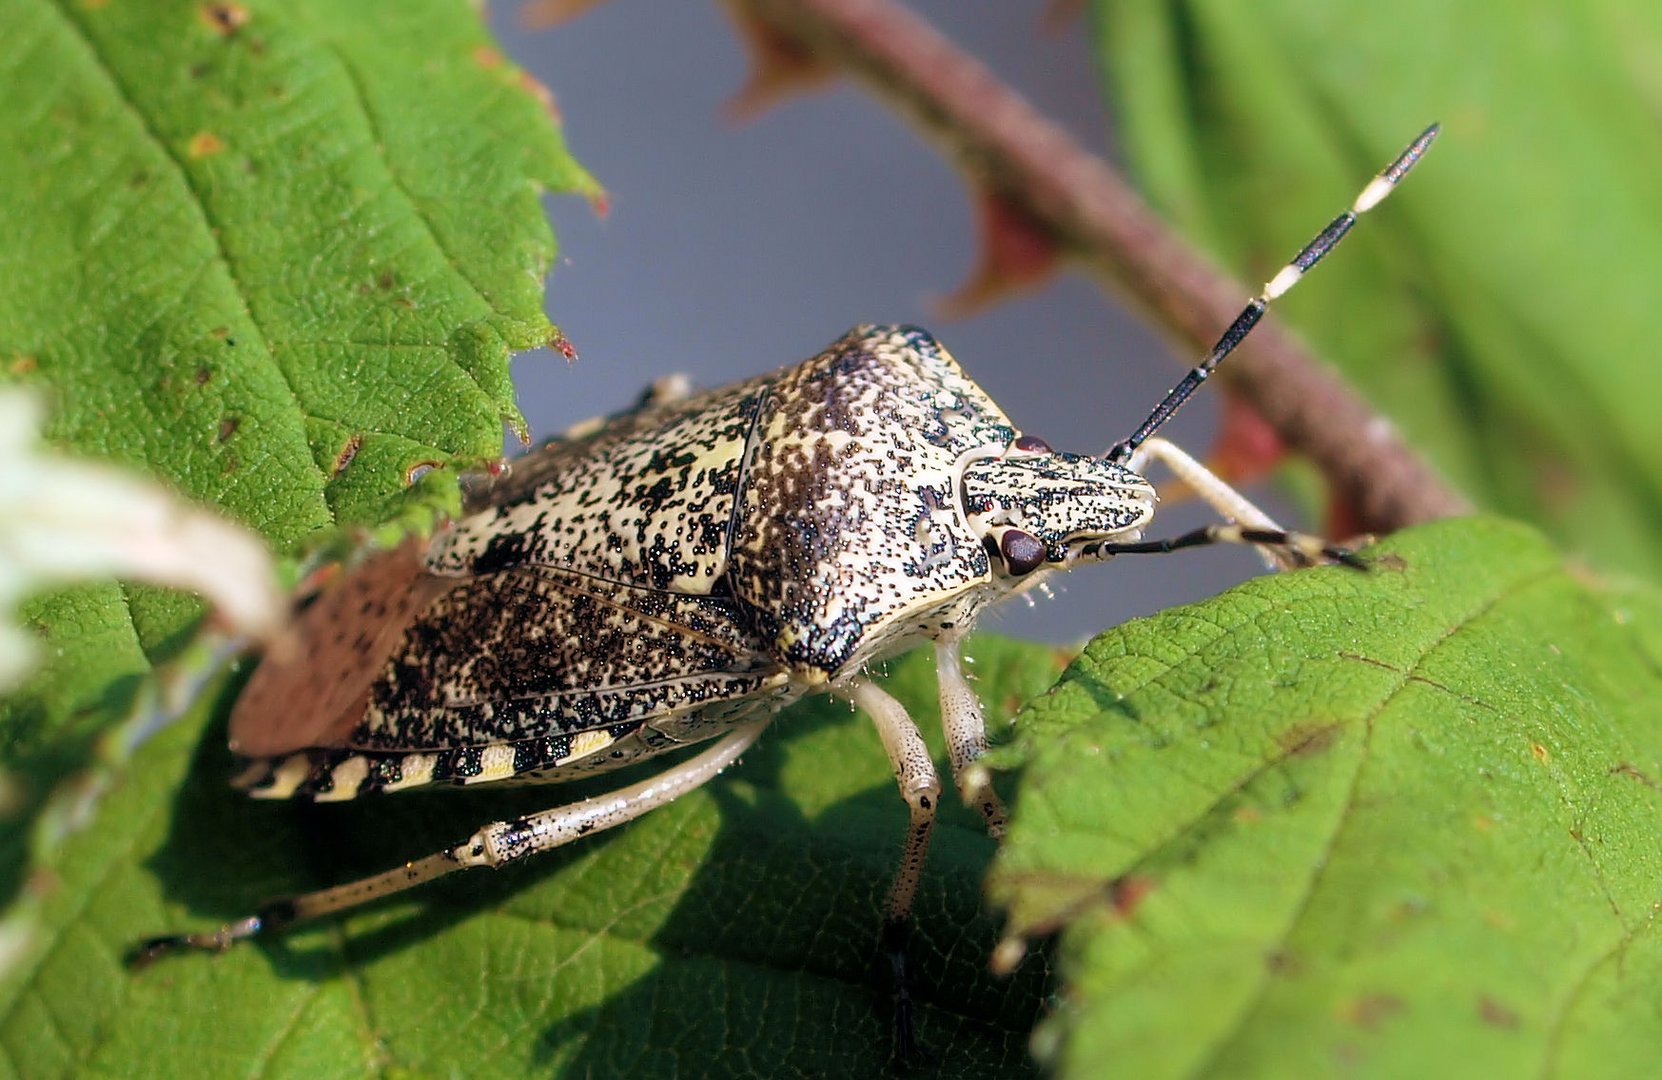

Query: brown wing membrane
[228,539,461,759]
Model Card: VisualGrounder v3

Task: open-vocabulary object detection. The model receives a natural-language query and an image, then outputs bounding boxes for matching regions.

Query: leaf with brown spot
[989,517,1662,1076]
[0,0,595,1051]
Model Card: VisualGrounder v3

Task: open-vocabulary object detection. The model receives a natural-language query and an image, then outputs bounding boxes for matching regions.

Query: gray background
[491,3,1285,643]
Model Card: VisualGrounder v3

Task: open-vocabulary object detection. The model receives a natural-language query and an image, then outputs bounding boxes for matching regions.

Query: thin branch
[727,0,1470,530]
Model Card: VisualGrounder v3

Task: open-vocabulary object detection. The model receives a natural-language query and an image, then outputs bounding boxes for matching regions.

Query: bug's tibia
[1094,523,1365,568]
[1109,123,1438,464]
[1124,437,1282,532]
[934,641,1008,838]
[843,680,942,927]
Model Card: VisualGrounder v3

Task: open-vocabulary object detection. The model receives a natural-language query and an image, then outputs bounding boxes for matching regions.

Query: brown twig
[726,0,1469,531]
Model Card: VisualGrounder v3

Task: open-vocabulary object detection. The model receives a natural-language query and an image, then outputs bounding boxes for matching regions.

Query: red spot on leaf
[332,435,363,478]
[1478,995,1519,1029]
[549,329,579,361]
[1108,874,1155,919]
[1264,949,1301,976]
[198,2,248,35]
[1341,994,1404,1030]
[187,131,225,158]
[1278,721,1338,757]
[516,71,563,124]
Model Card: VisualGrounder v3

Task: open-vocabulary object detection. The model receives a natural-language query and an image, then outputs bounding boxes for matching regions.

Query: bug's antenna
[1107,123,1439,465]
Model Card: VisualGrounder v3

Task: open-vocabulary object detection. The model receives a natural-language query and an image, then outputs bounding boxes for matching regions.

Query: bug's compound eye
[998,528,1047,576]
[1011,434,1053,457]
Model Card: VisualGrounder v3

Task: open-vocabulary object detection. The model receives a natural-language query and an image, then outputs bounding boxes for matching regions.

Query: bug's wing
[227,539,459,760]
[358,563,784,750]
[233,564,792,801]
[430,375,769,594]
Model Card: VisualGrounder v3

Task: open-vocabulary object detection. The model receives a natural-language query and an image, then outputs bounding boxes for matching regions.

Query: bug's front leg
[840,678,942,1058]
[1125,435,1283,534]
[130,719,768,967]
[935,638,1008,838]
[1124,436,1359,569]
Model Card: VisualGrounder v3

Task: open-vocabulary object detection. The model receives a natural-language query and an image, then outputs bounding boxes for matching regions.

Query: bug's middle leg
[935,639,1007,838]
[841,678,943,1056]
[843,679,942,927]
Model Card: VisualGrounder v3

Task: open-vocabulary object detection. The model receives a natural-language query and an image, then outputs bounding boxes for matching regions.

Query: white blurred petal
[0,388,284,691]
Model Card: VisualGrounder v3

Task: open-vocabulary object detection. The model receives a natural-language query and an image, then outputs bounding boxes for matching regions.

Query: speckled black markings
[236,325,1157,802]
[136,132,1437,1003]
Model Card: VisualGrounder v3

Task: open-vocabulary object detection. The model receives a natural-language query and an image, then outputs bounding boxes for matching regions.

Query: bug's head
[960,435,1156,580]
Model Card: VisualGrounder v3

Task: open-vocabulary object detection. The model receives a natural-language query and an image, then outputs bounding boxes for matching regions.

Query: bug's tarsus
[1108,123,1439,465]
[1096,523,1366,570]
[126,911,272,969]
[882,917,934,1065]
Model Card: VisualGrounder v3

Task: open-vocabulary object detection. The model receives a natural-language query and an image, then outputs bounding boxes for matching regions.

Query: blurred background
[489,3,1267,644]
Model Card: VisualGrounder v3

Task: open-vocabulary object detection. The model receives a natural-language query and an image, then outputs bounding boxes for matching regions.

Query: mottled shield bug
[132,126,1437,1034]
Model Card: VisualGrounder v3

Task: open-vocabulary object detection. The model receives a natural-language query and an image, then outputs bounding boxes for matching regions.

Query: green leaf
[0,0,593,916]
[1090,0,1662,577]
[0,637,1056,1078]
[989,517,1662,1076]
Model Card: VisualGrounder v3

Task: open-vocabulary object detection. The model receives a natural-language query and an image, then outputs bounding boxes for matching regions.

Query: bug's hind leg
[842,678,944,1060]
[129,719,768,968]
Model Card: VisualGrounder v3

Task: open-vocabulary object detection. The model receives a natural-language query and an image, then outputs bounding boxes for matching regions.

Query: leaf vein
[318,41,503,409]
[42,0,328,519]
[1188,562,1563,1072]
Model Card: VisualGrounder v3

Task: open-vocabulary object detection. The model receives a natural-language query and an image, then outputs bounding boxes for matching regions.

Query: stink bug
[132,126,1437,1033]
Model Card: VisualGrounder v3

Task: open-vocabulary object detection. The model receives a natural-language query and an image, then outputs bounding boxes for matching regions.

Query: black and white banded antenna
[1107,123,1439,465]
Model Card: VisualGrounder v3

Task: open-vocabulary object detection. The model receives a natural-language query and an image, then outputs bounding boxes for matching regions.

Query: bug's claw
[126,914,267,969]
[882,918,936,1065]
[125,932,228,970]
[126,935,191,970]
[1328,545,1369,570]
